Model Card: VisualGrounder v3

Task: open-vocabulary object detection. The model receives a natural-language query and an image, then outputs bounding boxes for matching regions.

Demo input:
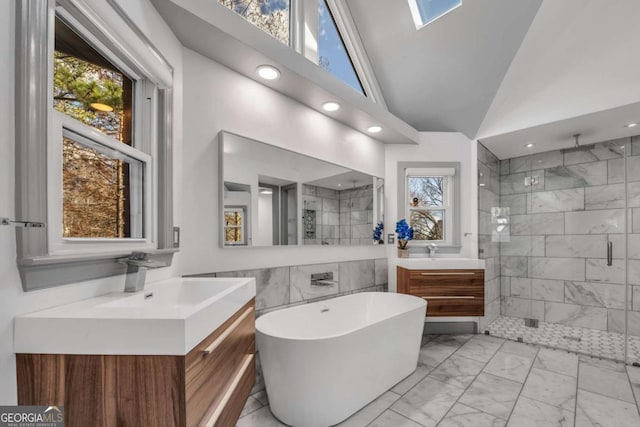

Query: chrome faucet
[119,252,169,292]
[427,243,438,258]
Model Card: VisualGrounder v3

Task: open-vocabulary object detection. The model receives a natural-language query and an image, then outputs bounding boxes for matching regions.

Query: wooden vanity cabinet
[16,299,256,427]
[397,268,484,316]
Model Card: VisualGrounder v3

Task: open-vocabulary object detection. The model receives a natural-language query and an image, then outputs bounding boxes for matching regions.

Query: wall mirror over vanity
[219,131,384,248]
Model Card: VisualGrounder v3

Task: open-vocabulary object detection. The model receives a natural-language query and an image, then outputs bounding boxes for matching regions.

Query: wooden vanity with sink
[396,259,485,317]
[14,277,256,427]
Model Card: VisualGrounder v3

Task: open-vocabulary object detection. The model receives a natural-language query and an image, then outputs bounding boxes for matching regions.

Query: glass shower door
[626,137,639,365]
[491,137,633,363]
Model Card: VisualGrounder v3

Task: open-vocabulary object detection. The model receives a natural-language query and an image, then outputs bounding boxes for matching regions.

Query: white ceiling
[477,0,640,145]
[346,0,542,137]
[479,101,640,159]
[305,170,375,191]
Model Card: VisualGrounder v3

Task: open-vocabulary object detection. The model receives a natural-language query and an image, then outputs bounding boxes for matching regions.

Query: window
[408,0,462,29]
[399,163,460,250]
[15,0,175,290]
[214,0,384,102]
[48,14,155,255]
[53,18,147,241]
[224,207,247,246]
[408,175,447,241]
[317,0,364,94]
[217,0,290,45]
[54,17,133,144]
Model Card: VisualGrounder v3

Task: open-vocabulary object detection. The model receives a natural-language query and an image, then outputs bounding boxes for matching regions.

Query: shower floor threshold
[486,315,640,364]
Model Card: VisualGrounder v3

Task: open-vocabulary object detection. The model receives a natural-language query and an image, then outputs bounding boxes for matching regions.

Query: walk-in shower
[478,136,640,365]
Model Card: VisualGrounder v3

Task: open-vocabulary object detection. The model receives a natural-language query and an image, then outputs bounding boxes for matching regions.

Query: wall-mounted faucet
[311,272,338,287]
[427,243,438,258]
[119,252,170,292]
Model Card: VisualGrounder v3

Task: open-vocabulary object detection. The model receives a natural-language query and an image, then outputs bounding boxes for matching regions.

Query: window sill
[406,245,462,255]
[17,248,178,291]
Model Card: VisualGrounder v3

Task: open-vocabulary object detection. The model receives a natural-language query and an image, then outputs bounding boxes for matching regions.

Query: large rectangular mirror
[219,131,384,247]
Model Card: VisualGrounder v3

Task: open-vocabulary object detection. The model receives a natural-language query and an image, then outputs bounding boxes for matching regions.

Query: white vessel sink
[14,277,256,355]
[396,258,485,270]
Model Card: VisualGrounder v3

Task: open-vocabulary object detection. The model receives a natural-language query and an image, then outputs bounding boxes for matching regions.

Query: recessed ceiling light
[90,102,114,112]
[322,101,341,112]
[367,125,382,133]
[256,65,280,80]
[525,143,534,148]
[337,183,342,187]
[625,123,638,128]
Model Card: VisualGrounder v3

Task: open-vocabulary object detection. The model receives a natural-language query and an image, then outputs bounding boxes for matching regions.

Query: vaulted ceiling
[346,0,640,157]
[346,0,543,137]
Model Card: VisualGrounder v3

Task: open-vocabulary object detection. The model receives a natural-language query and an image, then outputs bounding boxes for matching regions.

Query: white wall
[0,0,183,403]
[385,133,479,292]
[477,0,640,139]
[180,48,386,275]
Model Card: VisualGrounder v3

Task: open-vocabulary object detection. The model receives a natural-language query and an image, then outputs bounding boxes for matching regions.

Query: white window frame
[49,11,159,256]
[398,162,461,252]
[405,169,454,247]
[49,113,154,256]
[15,0,176,291]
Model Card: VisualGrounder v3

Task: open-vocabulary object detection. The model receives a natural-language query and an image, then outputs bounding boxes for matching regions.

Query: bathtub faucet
[118,252,170,292]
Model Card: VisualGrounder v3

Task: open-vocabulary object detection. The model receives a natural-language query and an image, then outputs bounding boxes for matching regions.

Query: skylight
[318,0,365,95]
[408,0,462,29]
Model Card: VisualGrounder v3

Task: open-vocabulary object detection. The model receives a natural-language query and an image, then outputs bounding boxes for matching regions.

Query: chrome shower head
[560,133,595,153]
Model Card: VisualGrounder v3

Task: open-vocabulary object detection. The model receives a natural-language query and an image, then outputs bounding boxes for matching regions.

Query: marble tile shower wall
[499,136,640,335]
[213,258,388,316]
[302,184,374,246]
[478,143,501,331]
[340,184,375,246]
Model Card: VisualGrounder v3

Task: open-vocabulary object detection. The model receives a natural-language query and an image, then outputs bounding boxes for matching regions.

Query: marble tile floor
[487,315,640,364]
[237,334,640,426]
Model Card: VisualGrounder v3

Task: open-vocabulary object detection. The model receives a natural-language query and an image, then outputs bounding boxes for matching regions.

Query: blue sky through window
[413,0,461,26]
[258,0,288,14]
[318,0,364,95]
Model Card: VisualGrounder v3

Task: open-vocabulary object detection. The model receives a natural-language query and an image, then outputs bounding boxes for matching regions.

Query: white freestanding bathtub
[256,292,427,427]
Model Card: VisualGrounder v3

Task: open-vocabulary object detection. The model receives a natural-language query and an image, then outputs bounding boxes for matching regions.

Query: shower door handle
[607,241,613,266]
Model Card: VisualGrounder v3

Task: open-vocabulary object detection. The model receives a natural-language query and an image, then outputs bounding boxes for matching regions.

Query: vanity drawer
[407,269,484,281]
[198,354,255,427]
[185,299,255,427]
[398,268,484,317]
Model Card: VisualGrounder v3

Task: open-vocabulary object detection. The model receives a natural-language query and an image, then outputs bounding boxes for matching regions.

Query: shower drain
[563,335,582,342]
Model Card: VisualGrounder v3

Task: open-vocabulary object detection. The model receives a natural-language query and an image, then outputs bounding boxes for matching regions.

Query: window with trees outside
[217,0,290,45]
[53,17,150,242]
[216,0,376,99]
[408,175,446,241]
[15,0,174,291]
[406,168,455,245]
[224,207,247,246]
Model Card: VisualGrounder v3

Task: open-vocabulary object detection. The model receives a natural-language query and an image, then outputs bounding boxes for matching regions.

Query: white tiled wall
[302,184,374,246]
[209,258,388,316]
[499,135,640,334]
